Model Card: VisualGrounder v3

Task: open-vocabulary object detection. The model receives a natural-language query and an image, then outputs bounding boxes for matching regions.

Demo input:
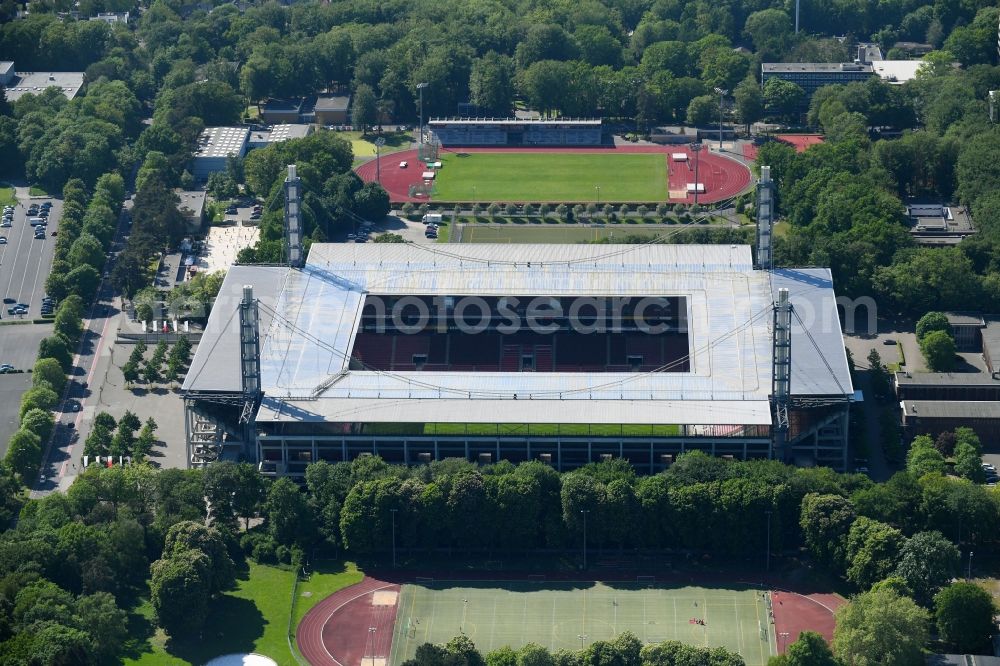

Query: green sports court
[389,581,777,666]
[430,153,669,202]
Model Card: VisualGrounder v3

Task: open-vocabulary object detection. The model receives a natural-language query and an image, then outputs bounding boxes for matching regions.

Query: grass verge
[28,185,48,197]
[123,560,363,666]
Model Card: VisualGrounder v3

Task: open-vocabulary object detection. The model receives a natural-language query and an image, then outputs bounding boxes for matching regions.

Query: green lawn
[28,184,48,196]
[432,153,668,202]
[0,184,15,207]
[391,582,776,666]
[124,561,362,666]
[460,225,675,244]
[339,130,412,158]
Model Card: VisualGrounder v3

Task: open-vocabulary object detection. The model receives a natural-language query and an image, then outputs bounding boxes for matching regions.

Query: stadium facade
[428,118,603,146]
[182,243,855,477]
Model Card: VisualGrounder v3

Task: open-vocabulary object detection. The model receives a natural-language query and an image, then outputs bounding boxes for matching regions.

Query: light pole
[765,510,772,572]
[714,88,727,152]
[580,509,590,570]
[690,142,702,207]
[595,185,600,204]
[367,627,376,661]
[390,508,398,568]
[968,550,974,579]
[416,82,429,148]
[779,632,790,653]
[375,137,385,184]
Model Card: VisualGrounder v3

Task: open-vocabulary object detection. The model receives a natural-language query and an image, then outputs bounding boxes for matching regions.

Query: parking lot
[0,195,61,320]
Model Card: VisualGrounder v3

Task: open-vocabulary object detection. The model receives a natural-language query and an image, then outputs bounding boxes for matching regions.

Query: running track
[356,144,752,205]
[770,589,844,653]
[298,577,400,666]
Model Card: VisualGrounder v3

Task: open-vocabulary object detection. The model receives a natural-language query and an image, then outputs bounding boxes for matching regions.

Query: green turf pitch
[390,582,776,666]
[459,225,672,244]
[432,153,669,202]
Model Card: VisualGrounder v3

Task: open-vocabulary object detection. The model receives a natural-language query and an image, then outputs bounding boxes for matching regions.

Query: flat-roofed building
[191,126,249,180]
[2,69,85,102]
[313,95,351,126]
[260,98,303,124]
[761,62,873,106]
[247,124,313,149]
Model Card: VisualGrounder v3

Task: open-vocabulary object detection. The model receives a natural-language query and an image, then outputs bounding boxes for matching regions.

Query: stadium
[181,170,854,477]
[355,118,753,204]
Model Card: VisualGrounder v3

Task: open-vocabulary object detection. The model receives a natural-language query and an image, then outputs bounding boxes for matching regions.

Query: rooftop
[176,190,207,218]
[262,98,302,113]
[762,62,873,74]
[3,70,85,101]
[871,59,926,84]
[314,95,350,112]
[249,124,312,145]
[895,372,998,386]
[902,400,1000,419]
[943,312,985,327]
[194,126,249,159]
[185,244,853,425]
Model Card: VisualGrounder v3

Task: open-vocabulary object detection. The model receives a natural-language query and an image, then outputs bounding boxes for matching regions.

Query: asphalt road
[32,199,129,497]
[0,195,61,320]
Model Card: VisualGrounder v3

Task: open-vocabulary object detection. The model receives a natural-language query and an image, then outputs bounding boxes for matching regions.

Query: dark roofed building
[313,95,351,126]
[902,400,1000,443]
[260,98,303,124]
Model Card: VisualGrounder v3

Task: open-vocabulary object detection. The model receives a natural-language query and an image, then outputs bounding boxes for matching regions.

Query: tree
[353,182,390,221]
[799,493,856,571]
[19,384,59,420]
[920,329,956,371]
[686,95,717,127]
[20,408,55,443]
[352,83,377,133]
[763,79,805,120]
[734,77,764,131]
[374,233,405,243]
[894,530,960,606]
[134,419,157,461]
[266,476,311,546]
[906,435,946,477]
[65,264,101,302]
[743,9,792,54]
[143,361,161,385]
[916,312,950,341]
[76,591,128,662]
[469,52,515,116]
[5,429,42,481]
[32,357,66,394]
[833,588,928,666]
[83,423,112,458]
[163,521,235,594]
[38,335,74,372]
[934,582,996,653]
[774,631,838,666]
[844,517,905,589]
[150,549,211,637]
[953,442,985,482]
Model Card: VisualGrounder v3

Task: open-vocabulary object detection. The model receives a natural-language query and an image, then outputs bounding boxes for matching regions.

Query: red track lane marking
[298,577,399,666]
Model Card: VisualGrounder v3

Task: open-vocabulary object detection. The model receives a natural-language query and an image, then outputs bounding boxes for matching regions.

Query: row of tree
[82,410,159,462]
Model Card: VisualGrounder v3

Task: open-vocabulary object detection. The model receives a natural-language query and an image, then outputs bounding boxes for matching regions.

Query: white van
[422,213,443,225]
[29,217,46,226]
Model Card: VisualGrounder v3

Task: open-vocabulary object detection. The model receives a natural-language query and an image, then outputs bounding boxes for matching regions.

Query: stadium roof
[185,244,853,425]
[429,118,602,125]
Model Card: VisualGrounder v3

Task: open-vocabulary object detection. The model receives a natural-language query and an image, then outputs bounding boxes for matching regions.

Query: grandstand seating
[350,331,689,373]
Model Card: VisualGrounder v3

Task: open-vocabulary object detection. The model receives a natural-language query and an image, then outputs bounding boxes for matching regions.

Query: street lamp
[375,136,385,184]
[968,550,974,579]
[713,88,728,152]
[367,627,376,662]
[689,142,702,207]
[580,509,590,570]
[595,185,601,205]
[779,632,790,653]
[416,82,429,147]
[390,508,398,568]
[765,510,772,572]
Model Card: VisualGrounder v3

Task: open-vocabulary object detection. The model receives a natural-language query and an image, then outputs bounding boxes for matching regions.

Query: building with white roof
[183,243,855,477]
[2,67,85,102]
[191,126,250,180]
[247,124,313,150]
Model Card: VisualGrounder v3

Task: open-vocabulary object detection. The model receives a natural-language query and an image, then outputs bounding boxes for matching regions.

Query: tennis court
[389,581,777,666]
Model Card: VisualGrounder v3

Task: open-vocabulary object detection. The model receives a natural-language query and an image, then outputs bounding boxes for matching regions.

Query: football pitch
[431,153,669,202]
[458,225,672,244]
[389,581,777,666]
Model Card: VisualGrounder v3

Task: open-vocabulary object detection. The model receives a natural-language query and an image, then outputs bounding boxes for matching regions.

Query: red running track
[770,589,845,653]
[742,134,825,161]
[298,577,400,666]
[355,144,752,205]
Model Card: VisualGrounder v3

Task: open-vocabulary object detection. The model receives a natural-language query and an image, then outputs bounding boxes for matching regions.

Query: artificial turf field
[389,581,777,666]
[458,225,673,244]
[431,153,669,202]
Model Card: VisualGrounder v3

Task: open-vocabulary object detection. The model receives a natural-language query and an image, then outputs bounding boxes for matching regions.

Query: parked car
[0,237,6,244]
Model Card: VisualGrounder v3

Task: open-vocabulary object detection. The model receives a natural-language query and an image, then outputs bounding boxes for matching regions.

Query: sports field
[431,153,669,202]
[457,225,674,244]
[389,581,776,666]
